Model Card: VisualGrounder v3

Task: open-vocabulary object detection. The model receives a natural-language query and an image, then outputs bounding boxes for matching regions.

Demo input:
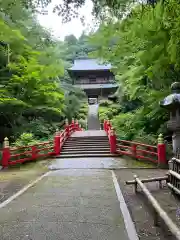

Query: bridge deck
[0,169,137,240]
[71,130,107,137]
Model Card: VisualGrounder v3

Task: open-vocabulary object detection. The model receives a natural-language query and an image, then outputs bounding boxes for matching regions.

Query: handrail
[103,119,167,166]
[10,141,52,151]
[117,139,157,149]
[133,175,180,240]
[1,119,83,168]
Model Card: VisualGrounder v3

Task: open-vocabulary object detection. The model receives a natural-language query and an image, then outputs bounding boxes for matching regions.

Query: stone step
[57,153,116,158]
[61,150,110,155]
[68,138,108,141]
[62,146,110,151]
[63,143,110,148]
[69,136,108,139]
[65,139,109,143]
[67,139,109,143]
[65,140,109,144]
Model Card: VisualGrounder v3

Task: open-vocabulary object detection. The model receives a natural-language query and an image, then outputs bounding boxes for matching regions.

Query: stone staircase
[58,135,115,158]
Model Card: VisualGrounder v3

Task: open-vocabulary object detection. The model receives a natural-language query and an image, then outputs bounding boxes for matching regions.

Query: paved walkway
[0,169,137,240]
[49,157,130,170]
[87,104,101,130]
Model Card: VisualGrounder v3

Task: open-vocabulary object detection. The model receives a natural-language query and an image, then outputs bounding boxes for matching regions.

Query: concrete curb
[49,167,158,170]
[0,171,51,209]
[111,170,139,240]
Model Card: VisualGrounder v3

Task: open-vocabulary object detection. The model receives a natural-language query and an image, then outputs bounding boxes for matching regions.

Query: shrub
[99,100,113,107]
[14,133,39,147]
[75,102,88,121]
[111,109,159,144]
[78,118,87,129]
[99,107,110,121]
[112,113,136,140]
[77,112,87,120]
[99,103,121,122]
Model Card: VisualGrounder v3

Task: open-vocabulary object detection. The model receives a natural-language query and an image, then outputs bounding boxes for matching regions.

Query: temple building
[67,59,118,99]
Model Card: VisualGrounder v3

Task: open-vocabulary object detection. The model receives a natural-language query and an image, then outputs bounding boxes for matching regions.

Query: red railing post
[65,119,70,137]
[110,128,117,153]
[107,119,110,132]
[105,121,107,133]
[157,134,167,168]
[59,130,63,151]
[104,120,107,132]
[79,124,82,131]
[131,144,137,158]
[71,118,75,130]
[31,146,37,160]
[108,121,112,139]
[54,129,60,155]
[75,119,79,131]
[2,137,10,168]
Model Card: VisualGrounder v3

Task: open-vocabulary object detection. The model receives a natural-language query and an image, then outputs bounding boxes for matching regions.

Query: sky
[37,0,94,40]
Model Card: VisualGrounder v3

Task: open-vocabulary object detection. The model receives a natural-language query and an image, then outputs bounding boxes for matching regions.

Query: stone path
[0,169,137,240]
[87,104,101,130]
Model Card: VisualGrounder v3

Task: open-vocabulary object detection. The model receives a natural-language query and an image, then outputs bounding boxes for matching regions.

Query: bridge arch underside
[84,87,117,99]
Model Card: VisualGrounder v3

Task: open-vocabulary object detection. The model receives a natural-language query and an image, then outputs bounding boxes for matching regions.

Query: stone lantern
[160,82,180,155]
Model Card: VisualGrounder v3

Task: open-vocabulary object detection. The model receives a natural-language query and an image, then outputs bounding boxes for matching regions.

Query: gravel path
[115,169,180,240]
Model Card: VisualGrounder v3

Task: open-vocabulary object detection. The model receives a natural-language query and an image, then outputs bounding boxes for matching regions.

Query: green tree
[89,1,179,143]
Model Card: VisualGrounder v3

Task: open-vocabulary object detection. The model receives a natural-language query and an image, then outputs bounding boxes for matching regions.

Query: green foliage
[76,102,88,121]
[79,105,88,115]
[0,2,89,144]
[78,118,87,129]
[99,107,110,121]
[13,133,39,147]
[20,118,60,140]
[112,113,136,140]
[20,0,137,22]
[62,33,96,62]
[89,1,179,146]
[63,88,86,122]
[99,100,113,107]
[99,103,121,122]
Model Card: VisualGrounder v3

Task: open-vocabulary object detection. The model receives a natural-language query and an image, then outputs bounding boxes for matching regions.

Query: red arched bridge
[1,119,167,168]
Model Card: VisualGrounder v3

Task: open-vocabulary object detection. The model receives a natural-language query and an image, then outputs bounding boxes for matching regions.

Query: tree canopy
[1,0,179,147]
[0,1,92,143]
[90,0,180,144]
[3,0,140,23]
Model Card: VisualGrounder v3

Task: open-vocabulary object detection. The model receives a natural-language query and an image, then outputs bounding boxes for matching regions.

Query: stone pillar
[160,82,180,156]
[172,132,180,155]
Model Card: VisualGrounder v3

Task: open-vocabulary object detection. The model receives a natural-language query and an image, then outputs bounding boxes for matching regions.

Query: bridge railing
[103,119,167,167]
[1,119,83,168]
[116,139,158,163]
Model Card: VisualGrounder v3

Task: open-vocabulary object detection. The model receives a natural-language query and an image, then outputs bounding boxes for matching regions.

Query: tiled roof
[69,59,111,71]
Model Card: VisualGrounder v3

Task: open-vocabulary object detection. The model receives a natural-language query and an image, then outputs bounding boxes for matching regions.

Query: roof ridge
[69,58,112,71]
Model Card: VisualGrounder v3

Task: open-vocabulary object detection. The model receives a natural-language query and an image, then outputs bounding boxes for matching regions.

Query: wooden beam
[167,183,180,195]
[126,176,168,185]
[173,158,180,164]
[169,170,180,181]
[133,175,180,240]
